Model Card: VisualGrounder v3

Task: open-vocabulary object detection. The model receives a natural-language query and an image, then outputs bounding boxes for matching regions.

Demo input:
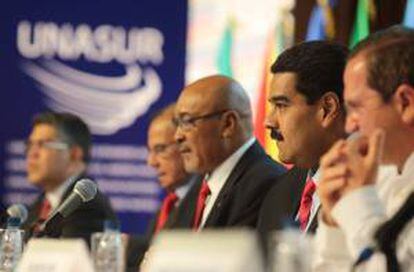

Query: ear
[319,92,342,128]
[221,111,238,138]
[69,145,84,162]
[394,84,414,126]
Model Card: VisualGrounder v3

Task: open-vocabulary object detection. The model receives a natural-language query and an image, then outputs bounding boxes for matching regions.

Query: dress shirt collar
[308,167,320,184]
[205,137,255,193]
[174,177,195,201]
[45,174,80,211]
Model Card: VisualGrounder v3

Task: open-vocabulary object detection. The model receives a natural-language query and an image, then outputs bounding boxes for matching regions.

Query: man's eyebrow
[268,95,290,103]
[176,112,193,118]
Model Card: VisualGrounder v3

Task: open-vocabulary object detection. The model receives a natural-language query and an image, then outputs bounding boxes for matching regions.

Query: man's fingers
[320,164,348,182]
[318,177,346,197]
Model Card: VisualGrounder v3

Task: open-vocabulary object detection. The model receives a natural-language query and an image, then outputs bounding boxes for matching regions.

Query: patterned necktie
[33,198,52,235]
[298,178,316,231]
[155,192,178,233]
[193,180,211,230]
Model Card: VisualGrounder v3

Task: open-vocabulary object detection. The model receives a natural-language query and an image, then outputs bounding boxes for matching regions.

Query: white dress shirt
[199,137,256,228]
[45,174,79,212]
[313,152,414,272]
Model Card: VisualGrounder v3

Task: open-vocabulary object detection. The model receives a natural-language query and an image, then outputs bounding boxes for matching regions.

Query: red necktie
[155,192,178,233]
[33,198,52,234]
[193,180,211,230]
[298,178,316,231]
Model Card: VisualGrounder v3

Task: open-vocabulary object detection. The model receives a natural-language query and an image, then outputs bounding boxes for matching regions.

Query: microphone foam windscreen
[74,179,98,202]
[7,204,28,223]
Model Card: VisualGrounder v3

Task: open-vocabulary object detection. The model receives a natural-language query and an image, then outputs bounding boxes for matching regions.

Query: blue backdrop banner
[0,0,188,234]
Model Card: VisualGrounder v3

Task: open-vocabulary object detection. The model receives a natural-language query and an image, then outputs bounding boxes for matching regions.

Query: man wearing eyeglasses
[146,104,199,231]
[172,75,286,229]
[127,104,201,271]
[23,112,117,243]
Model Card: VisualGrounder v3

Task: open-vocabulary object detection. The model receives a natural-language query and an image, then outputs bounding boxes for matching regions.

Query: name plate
[17,238,94,272]
[142,229,264,272]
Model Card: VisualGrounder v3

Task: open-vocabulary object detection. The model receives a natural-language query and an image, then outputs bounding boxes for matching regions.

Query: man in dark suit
[145,104,199,233]
[23,112,117,243]
[126,104,200,271]
[258,41,348,234]
[173,75,286,229]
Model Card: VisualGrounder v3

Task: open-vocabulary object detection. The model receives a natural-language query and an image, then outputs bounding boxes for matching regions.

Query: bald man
[173,75,286,229]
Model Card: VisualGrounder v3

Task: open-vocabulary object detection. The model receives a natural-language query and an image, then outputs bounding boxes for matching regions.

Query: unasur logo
[16,21,164,135]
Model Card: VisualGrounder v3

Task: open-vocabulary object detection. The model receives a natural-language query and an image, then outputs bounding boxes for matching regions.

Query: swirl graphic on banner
[21,60,162,135]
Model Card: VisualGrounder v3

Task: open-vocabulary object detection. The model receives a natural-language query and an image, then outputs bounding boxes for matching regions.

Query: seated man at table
[23,112,117,243]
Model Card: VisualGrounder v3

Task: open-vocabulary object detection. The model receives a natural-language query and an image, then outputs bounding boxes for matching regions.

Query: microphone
[0,204,28,228]
[7,204,28,225]
[37,178,98,237]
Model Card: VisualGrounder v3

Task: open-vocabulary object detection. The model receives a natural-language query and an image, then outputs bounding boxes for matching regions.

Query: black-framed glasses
[172,109,230,131]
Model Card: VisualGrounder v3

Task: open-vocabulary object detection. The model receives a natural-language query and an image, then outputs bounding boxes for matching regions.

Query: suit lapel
[291,168,309,217]
[204,142,263,227]
[163,175,199,229]
[306,204,320,234]
[170,176,203,228]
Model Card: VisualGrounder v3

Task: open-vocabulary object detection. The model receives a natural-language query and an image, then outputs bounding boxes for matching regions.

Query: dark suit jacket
[144,175,203,235]
[257,167,319,234]
[126,175,202,271]
[23,176,117,246]
[173,141,286,229]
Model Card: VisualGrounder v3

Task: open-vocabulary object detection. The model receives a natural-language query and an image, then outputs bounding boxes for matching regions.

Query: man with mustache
[173,75,286,229]
[258,41,348,234]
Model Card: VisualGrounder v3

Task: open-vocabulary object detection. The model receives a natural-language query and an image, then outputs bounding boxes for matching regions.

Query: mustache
[270,129,284,141]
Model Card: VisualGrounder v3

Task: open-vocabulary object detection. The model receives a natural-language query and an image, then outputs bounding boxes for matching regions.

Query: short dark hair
[271,41,348,104]
[32,112,91,162]
[349,26,414,102]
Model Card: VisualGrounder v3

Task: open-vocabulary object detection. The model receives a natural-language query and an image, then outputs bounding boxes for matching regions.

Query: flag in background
[306,0,336,41]
[216,18,235,77]
[254,28,279,161]
[254,17,293,162]
[349,0,376,48]
[403,0,414,28]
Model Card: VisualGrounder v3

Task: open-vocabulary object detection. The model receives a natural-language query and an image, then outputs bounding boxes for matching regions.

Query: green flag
[349,0,370,48]
[216,20,234,77]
